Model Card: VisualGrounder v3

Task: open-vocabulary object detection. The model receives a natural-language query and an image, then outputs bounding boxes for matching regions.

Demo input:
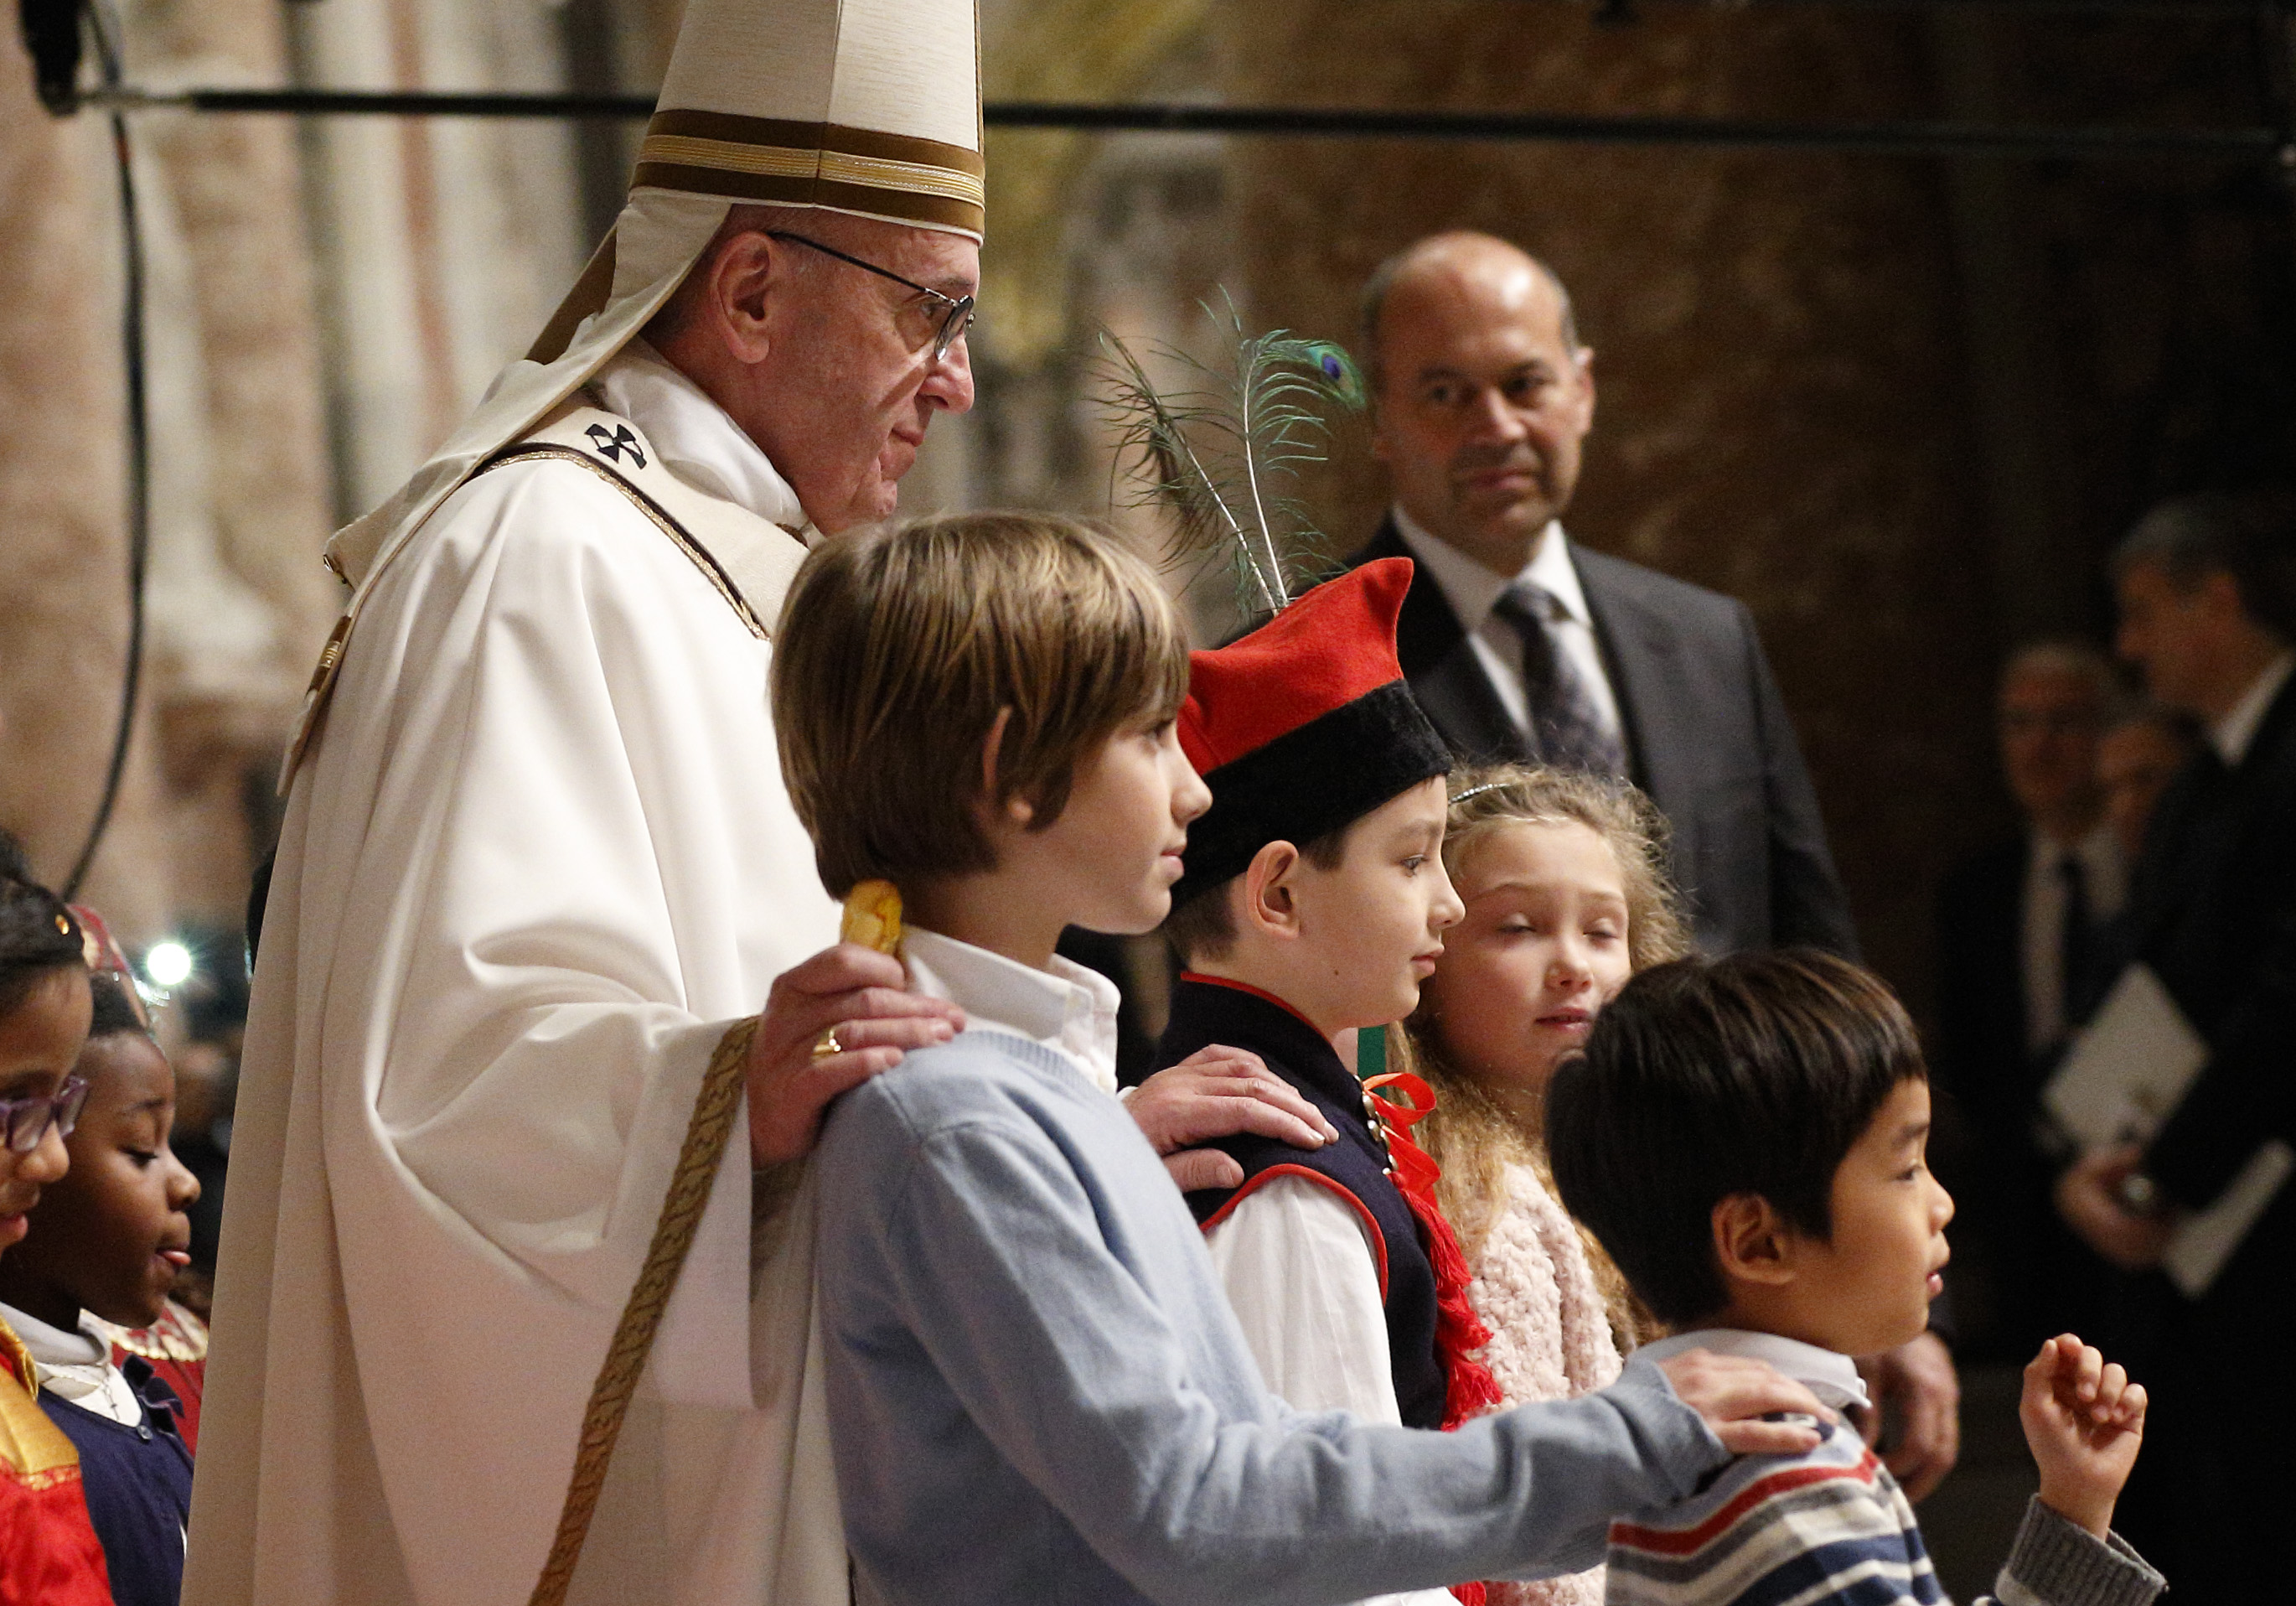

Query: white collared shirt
[0,1301,143,1426]
[1638,1327,1872,1414]
[902,928,1123,1096]
[2019,821,2127,1054]
[592,337,814,537]
[1390,509,1624,743]
[2209,650,2295,768]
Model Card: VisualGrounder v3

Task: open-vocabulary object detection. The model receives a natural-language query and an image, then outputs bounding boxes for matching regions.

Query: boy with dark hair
[1549,950,2165,1606]
[778,515,1837,1606]
[1146,557,1496,1568]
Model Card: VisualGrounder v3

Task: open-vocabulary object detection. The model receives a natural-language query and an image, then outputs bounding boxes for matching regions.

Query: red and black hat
[1173,557,1453,908]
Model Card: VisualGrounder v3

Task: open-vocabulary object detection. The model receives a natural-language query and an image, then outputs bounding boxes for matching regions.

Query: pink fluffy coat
[1469,1162,1623,1606]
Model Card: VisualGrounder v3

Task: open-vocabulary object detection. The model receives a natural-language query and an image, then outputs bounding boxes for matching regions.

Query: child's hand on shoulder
[2019,1333,2144,1540]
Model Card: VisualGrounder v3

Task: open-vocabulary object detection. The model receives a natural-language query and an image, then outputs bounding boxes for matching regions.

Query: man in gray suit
[1347,231,1856,962]
[1347,234,1966,1496]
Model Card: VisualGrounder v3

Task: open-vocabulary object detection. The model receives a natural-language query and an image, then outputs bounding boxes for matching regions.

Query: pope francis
[186,3,1005,1602]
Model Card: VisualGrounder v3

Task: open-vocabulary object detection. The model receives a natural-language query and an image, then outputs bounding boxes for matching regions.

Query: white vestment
[184,345,847,1606]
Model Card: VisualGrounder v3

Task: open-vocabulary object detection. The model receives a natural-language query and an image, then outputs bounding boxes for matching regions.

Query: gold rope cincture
[528,1016,758,1606]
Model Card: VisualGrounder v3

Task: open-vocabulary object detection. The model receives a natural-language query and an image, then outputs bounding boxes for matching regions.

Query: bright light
[144,940,194,989]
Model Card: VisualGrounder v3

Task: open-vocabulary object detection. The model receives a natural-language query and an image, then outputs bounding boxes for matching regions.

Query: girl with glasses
[0,831,113,1603]
[2,965,203,1606]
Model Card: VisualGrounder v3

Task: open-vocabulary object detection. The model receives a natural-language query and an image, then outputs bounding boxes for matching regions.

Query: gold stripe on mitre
[633,110,985,237]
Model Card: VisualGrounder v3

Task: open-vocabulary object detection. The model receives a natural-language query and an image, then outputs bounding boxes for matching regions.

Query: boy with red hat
[788,520,1837,1606]
[1146,558,1502,1601]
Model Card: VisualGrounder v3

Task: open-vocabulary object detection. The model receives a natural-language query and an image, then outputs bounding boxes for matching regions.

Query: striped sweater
[1606,1420,2164,1606]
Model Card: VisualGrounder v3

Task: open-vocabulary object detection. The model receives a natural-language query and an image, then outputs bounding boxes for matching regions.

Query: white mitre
[290,0,983,775]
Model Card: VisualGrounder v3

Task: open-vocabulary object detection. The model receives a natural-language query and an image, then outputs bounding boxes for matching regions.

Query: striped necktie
[1492,579,1626,777]
[2058,852,2103,1031]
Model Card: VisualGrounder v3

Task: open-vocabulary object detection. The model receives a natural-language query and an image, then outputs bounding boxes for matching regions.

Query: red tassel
[1363,1073,1505,1431]
[1366,1073,1504,1604]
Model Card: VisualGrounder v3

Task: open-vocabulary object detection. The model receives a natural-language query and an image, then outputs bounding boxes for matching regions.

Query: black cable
[979,102,2276,159]
[60,0,147,901]
[76,88,2275,162]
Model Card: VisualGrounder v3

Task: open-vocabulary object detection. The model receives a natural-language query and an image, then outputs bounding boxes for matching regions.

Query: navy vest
[39,1356,193,1606]
[1144,976,1447,1430]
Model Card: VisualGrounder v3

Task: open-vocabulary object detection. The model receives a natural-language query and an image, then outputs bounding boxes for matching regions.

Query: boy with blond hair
[777,515,1835,1606]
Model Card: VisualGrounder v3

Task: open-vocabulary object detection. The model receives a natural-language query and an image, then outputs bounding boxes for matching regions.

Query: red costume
[0,1317,115,1604]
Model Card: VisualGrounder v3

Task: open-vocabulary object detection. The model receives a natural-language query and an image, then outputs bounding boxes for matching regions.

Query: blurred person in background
[168,920,249,1307]
[2057,490,2296,1601]
[2097,702,2201,866]
[1931,642,2124,1359]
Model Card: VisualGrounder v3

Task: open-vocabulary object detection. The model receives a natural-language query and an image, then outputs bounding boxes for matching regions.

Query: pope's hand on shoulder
[1126,1044,1341,1193]
[747,943,964,1166]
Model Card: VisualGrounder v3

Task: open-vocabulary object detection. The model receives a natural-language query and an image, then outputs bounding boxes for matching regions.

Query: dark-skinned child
[0,964,200,1606]
[0,832,112,1602]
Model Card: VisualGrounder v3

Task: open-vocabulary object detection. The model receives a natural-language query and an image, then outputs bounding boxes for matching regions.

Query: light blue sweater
[814,1030,1733,1606]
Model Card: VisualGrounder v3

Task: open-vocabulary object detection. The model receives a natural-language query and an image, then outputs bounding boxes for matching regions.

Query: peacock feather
[1098,292,1366,621]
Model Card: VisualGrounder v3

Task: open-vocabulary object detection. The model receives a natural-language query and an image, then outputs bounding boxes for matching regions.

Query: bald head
[1363,232,1596,573]
[1362,232,1580,392]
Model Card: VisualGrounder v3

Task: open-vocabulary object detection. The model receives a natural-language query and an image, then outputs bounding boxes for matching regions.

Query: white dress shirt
[1206,1184,1457,1606]
[0,1302,144,1425]
[1206,1179,1397,1418]
[1637,1327,1872,1415]
[2210,650,2295,768]
[1391,509,1624,746]
[903,927,1122,1096]
[2020,822,2126,1055]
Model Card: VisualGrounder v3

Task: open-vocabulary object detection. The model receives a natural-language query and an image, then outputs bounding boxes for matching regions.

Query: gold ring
[811,1028,843,1059]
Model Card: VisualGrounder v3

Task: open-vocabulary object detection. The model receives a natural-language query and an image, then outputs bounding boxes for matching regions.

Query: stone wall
[0,39,167,933]
[1217,0,2292,1018]
[0,0,600,956]
[1,1,335,942]
[4,0,2284,1007]
[289,0,587,518]
[1221,0,1993,1009]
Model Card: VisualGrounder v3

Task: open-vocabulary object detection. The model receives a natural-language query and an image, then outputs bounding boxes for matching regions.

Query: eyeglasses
[767,231,975,363]
[0,1075,88,1155]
